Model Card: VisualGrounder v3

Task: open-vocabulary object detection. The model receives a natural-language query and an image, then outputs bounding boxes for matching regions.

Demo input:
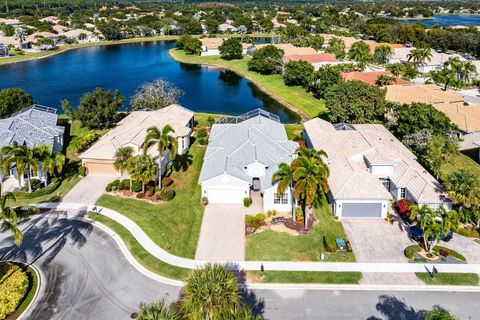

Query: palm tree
[1,142,42,193]
[37,144,66,185]
[347,41,371,70]
[374,45,393,65]
[14,27,27,49]
[127,155,157,193]
[137,300,180,320]
[444,169,480,222]
[0,183,38,245]
[180,263,241,320]
[114,146,134,189]
[459,61,477,84]
[272,162,295,220]
[407,47,432,72]
[376,74,397,87]
[143,125,178,187]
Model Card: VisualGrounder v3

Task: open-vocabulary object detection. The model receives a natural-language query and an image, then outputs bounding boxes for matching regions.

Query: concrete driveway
[195,204,246,261]
[446,234,480,263]
[62,175,114,205]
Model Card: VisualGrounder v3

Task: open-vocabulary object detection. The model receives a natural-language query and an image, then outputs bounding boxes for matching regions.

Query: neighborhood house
[303,118,451,219]
[198,109,298,212]
[80,104,194,177]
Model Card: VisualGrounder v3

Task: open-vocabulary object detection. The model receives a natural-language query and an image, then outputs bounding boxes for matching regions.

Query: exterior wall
[263,184,294,213]
[52,134,64,153]
[334,199,389,219]
[369,165,394,178]
[177,133,191,155]
[246,162,266,178]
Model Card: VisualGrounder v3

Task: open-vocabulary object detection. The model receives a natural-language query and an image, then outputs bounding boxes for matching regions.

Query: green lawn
[416,273,479,286]
[285,123,304,140]
[441,152,480,177]
[248,271,362,284]
[96,144,205,259]
[169,49,326,119]
[246,204,355,262]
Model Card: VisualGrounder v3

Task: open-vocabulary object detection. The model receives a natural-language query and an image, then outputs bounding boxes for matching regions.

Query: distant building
[0,44,8,57]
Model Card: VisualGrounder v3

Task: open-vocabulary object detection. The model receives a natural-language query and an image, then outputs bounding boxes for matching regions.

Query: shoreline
[168,48,310,122]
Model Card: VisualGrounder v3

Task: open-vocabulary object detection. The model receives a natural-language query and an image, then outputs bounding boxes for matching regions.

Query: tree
[180,264,242,319]
[307,34,324,51]
[386,62,406,77]
[219,38,243,60]
[60,99,75,121]
[130,79,183,110]
[375,74,397,86]
[407,47,432,71]
[75,87,125,129]
[114,146,134,187]
[1,142,42,193]
[36,144,65,185]
[347,41,371,69]
[445,169,480,222]
[14,27,26,49]
[374,45,393,64]
[410,205,458,253]
[0,184,38,245]
[428,66,463,91]
[424,309,457,320]
[283,60,314,88]
[127,154,156,193]
[307,65,342,99]
[0,88,33,119]
[459,61,477,84]
[183,36,202,55]
[205,18,219,34]
[136,300,180,320]
[325,80,386,123]
[423,135,458,179]
[247,45,284,75]
[325,37,346,60]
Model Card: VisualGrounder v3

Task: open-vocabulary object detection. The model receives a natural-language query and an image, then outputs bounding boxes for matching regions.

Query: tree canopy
[0,88,33,119]
[219,37,243,60]
[283,60,314,88]
[247,45,284,75]
[307,65,342,99]
[75,87,125,129]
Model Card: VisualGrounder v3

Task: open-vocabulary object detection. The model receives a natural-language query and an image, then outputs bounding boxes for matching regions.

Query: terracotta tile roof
[434,103,480,133]
[283,53,337,64]
[200,37,250,50]
[386,84,464,105]
[255,43,317,56]
[364,40,404,52]
[341,71,410,86]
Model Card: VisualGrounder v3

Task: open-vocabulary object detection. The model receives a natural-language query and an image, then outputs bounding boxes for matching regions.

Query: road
[1,212,479,320]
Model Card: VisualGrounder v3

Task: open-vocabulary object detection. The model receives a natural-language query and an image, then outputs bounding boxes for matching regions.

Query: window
[181,137,185,149]
[274,193,288,204]
[400,188,406,199]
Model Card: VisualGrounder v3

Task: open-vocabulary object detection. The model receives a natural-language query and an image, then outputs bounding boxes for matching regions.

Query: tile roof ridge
[14,117,55,137]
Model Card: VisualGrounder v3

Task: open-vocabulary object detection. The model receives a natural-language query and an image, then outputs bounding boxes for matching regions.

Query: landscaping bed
[405,245,467,264]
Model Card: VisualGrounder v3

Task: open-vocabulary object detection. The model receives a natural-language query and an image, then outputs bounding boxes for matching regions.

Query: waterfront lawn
[96,144,205,259]
[285,123,304,140]
[170,49,326,119]
[245,203,355,262]
[248,271,362,284]
[415,273,479,286]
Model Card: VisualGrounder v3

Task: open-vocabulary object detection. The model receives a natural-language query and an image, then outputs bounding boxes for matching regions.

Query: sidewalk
[36,202,480,275]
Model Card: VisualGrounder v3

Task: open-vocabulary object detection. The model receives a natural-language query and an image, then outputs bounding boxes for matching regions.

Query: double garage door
[342,203,382,218]
[84,160,117,176]
[206,188,246,204]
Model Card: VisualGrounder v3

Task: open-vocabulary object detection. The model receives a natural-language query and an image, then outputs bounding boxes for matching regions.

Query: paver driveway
[447,234,480,263]
[63,175,114,205]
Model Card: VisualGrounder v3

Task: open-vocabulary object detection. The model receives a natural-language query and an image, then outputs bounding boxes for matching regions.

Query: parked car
[408,225,453,243]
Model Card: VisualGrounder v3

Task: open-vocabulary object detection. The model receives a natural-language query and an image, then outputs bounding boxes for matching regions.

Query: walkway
[62,175,113,205]
[36,202,480,275]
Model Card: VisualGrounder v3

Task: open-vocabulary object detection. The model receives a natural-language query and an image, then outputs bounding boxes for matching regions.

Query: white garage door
[207,188,246,204]
[342,203,382,218]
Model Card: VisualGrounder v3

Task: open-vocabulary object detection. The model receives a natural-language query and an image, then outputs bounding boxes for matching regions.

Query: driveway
[447,234,480,263]
[342,217,422,285]
[195,204,247,261]
[62,175,114,205]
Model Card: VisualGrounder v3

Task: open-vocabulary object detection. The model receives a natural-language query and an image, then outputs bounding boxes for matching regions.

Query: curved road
[1,212,479,320]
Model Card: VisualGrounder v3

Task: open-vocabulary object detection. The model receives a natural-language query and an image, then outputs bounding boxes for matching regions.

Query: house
[417,51,467,73]
[63,29,99,43]
[303,118,451,219]
[388,47,416,64]
[200,37,249,56]
[341,71,411,86]
[250,43,317,57]
[0,35,31,50]
[363,40,404,53]
[0,44,8,57]
[283,53,338,70]
[79,104,194,177]
[40,16,59,24]
[52,24,70,34]
[198,109,298,212]
[0,18,22,27]
[218,23,237,33]
[0,105,65,188]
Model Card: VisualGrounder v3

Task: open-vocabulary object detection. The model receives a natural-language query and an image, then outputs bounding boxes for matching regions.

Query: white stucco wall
[246,162,266,178]
[263,184,294,213]
[177,133,191,155]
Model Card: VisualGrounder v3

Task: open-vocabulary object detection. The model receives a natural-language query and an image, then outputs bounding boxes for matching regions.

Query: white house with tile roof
[79,104,194,177]
[198,109,298,211]
[303,118,451,219]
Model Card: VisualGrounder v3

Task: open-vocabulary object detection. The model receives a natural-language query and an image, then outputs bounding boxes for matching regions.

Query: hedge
[454,226,480,238]
[323,235,336,253]
[404,245,421,260]
[159,189,175,201]
[0,262,29,319]
[243,197,252,207]
[13,178,61,200]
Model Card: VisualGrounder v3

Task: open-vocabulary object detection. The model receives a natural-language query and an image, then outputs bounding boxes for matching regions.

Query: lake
[0,40,299,122]
[401,14,480,28]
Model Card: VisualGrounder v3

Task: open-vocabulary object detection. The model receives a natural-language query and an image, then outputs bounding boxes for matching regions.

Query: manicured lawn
[441,152,480,177]
[88,213,190,280]
[248,271,362,284]
[195,112,224,127]
[96,144,205,259]
[415,273,479,286]
[245,204,355,262]
[285,123,304,140]
[169,49,326,119]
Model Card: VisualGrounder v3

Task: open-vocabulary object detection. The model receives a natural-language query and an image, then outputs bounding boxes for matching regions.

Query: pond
[0,39,299,123]
[400,14,480,28]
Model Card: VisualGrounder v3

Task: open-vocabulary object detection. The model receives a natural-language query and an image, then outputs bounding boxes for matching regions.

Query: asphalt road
[1,213,479,320]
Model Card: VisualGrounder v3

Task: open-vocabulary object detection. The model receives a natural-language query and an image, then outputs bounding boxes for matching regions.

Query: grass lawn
[169,48,326,119]
[441,152,480,177]
[248,271,362,284]
[88,213,190,280]
[285,123,304,140]
[96,144,205,259]
[415,273,479,286]
[245,204,355,262]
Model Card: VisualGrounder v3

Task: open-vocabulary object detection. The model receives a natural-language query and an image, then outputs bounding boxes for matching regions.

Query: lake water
[0,40,299,122]
[401,14,480,28]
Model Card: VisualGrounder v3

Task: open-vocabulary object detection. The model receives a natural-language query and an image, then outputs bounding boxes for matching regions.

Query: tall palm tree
[1,142,42,193]
[347,41,371,70]
[180,263,241,320]
[143,125,178,187]
[0,183,38,245]
[37,144,65,185]
[460,61,477,84]
[374,45,393,65]
[444,169,480,220]
[272,162,296,221]
[137,300,180,320]
[113,146,134,189]
[14,27,26,49]
[127,154,157,193]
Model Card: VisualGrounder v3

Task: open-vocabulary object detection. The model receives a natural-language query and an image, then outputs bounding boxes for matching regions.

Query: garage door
[207,188,246,204]
[84,161,118,176]
[342,203,382,218]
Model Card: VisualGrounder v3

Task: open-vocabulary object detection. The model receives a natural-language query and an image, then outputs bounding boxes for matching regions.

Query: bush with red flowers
[396,199,414,221]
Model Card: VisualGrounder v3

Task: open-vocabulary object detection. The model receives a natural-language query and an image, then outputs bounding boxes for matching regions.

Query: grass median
[415,273,479,286]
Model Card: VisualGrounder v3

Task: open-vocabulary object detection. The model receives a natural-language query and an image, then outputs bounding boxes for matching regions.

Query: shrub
[21,178,43,192]
[111,179,120,187]
[13,178,61,200]
[267,209,278,217]
[161,177,173,187]
[454,226,480,238]
[0,262,29,319]
[346,240,353,252]
[196,127,207,139]
[295,207,304,222]
[439,248,450,257]
[136,192,145,199]
[119,179,130,190]
[105,183,113,192]
[396,199,414,221]
[78,166,87,176]
[198,137,208,145]
[404,245,421,260]
[159,189,175,201]
[131,181,142,193]
[324,235,336,252]
[243,197,252,207]
[147,185,155,197]
[201,197,209,206]
[255,213,266,221]
[245,215,260,229]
